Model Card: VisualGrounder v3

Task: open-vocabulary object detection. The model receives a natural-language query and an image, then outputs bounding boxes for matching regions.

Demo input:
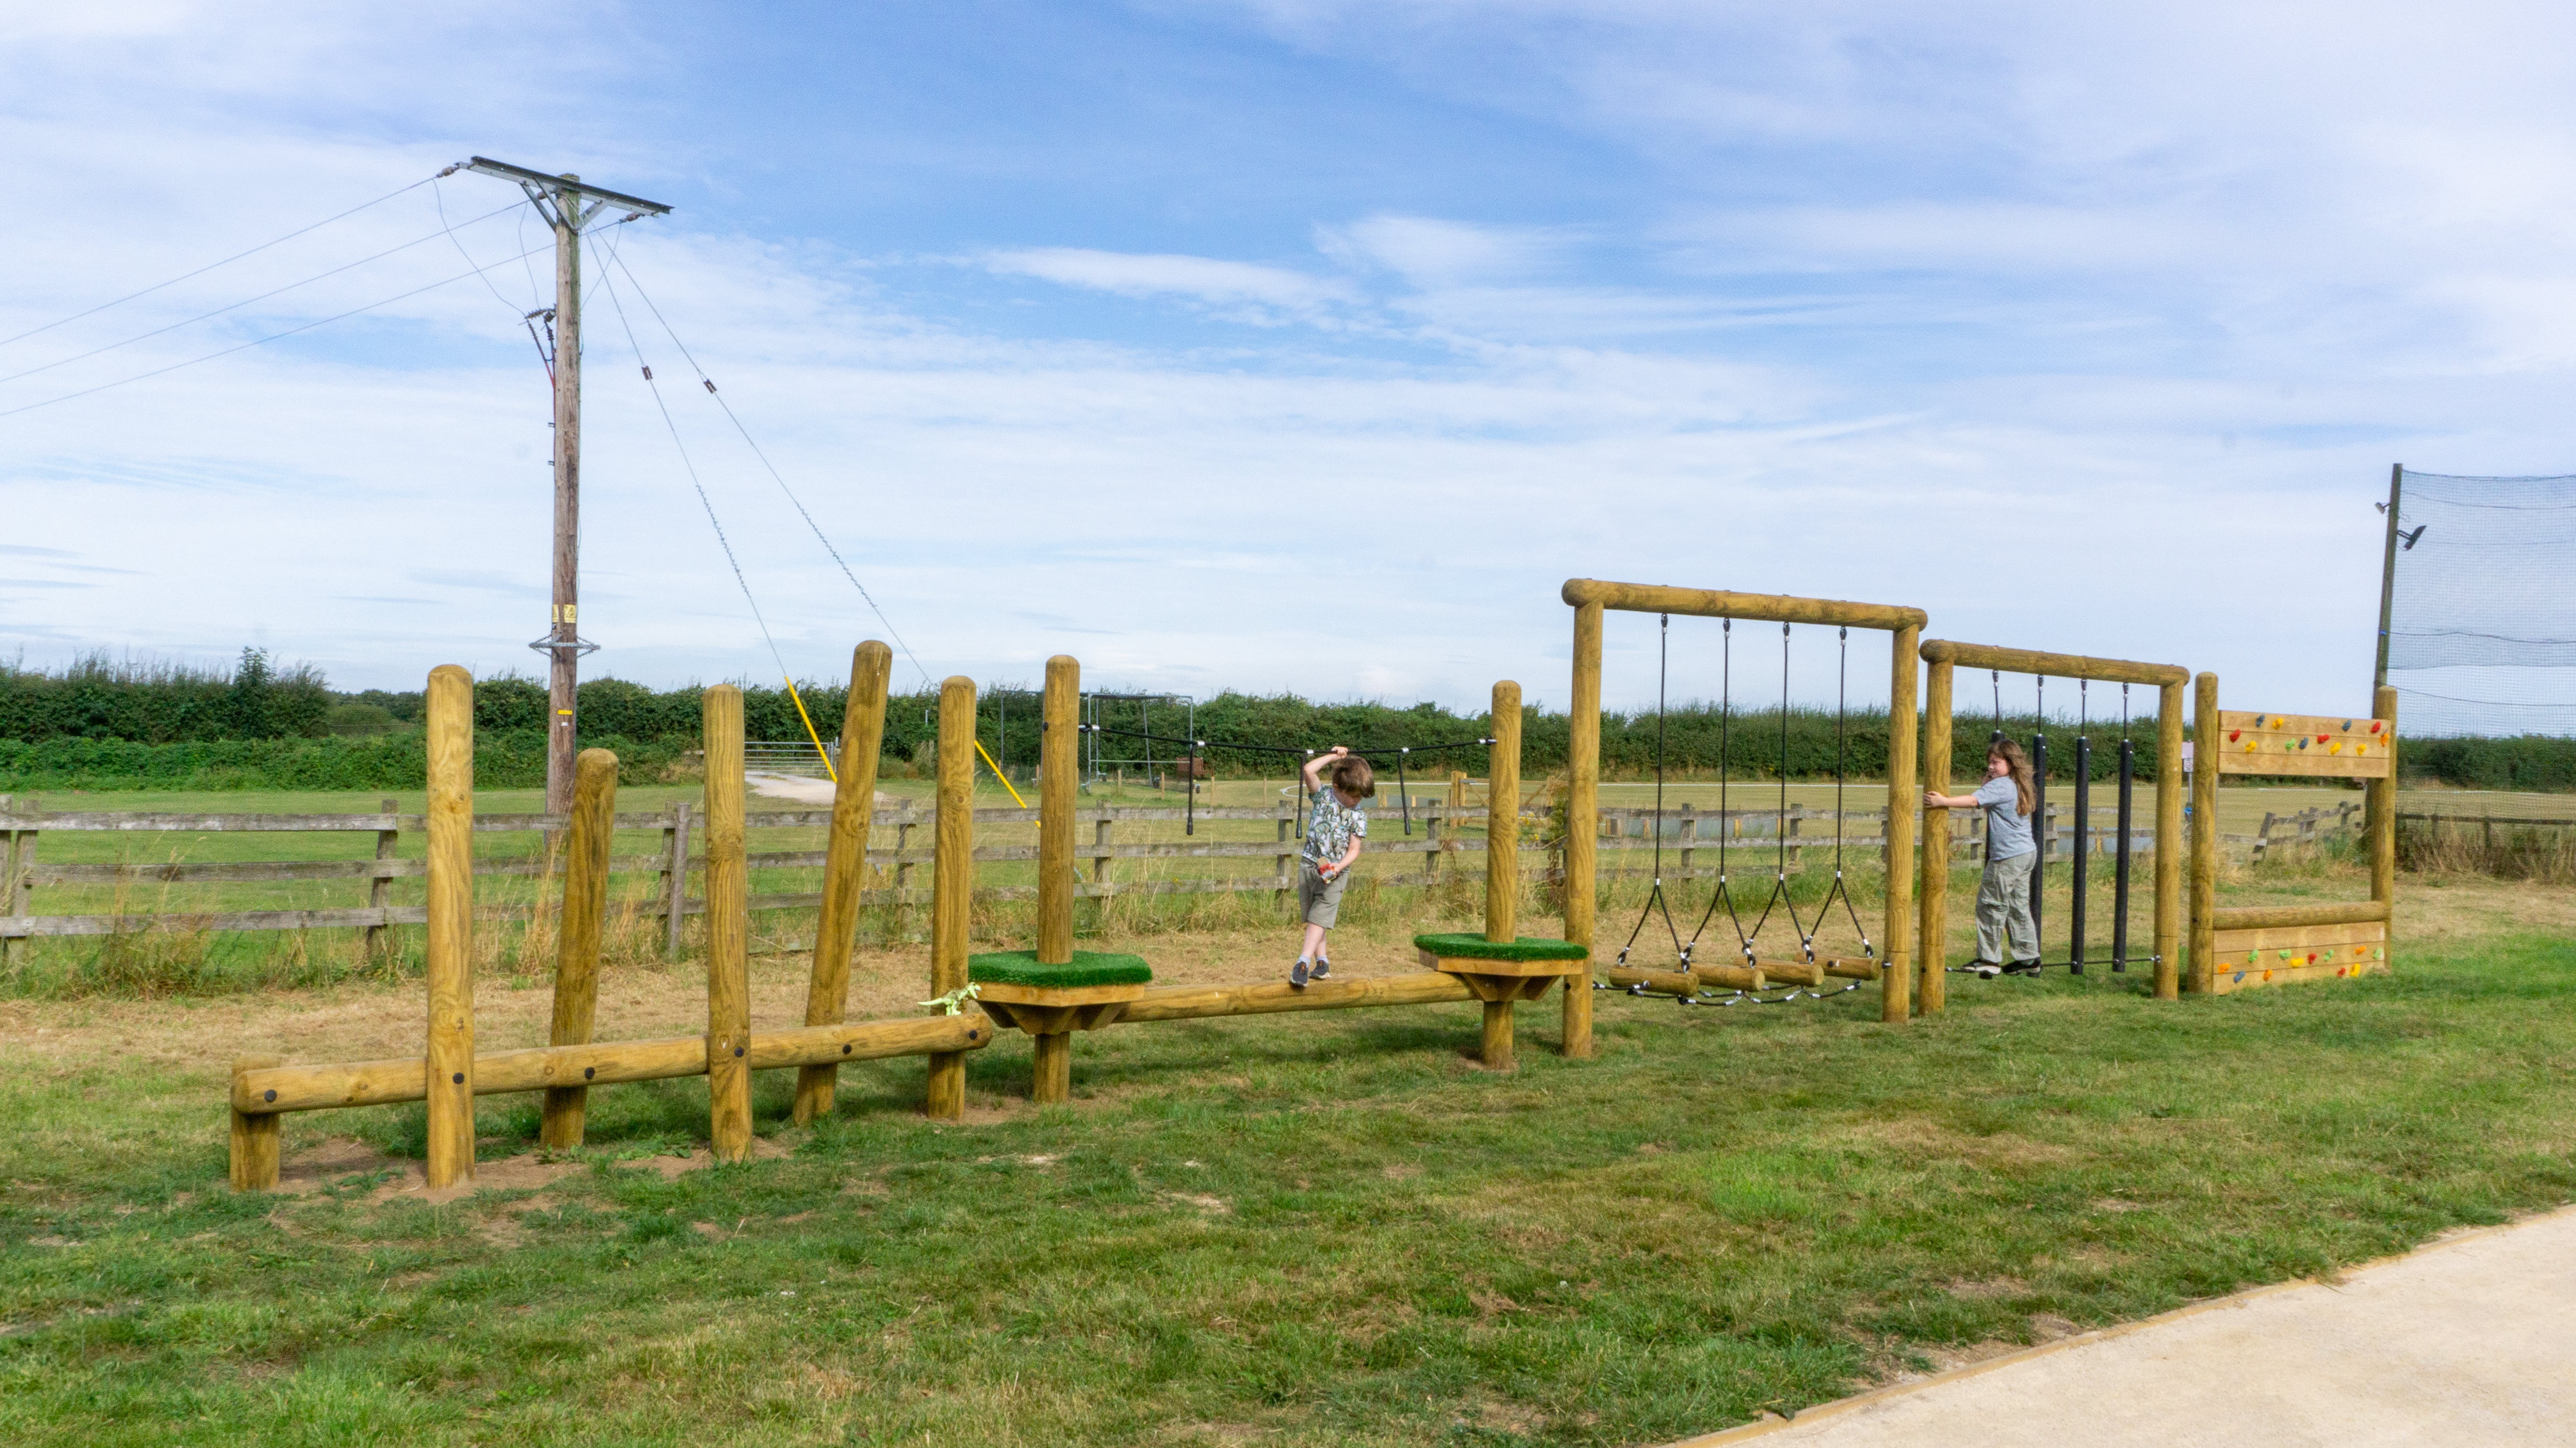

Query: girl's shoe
[1310,959,1331,981]
[1290,959,1310,989]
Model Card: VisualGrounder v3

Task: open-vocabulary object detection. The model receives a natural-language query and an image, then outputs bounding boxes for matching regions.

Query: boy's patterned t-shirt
[1303,787,1367,867]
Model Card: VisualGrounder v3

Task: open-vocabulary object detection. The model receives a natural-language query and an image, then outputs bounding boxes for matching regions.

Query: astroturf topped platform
[1412,934,1590,964]
[967,950,1155,989]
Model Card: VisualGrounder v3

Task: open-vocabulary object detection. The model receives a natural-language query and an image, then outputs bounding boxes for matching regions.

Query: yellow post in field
[424,665,476,1190]
[540,747,619,1149]
[795,641,893,1126]
[702,685,751,1162]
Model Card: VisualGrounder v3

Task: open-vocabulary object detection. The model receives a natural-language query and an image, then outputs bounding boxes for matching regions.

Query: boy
[1292,745,1374,987]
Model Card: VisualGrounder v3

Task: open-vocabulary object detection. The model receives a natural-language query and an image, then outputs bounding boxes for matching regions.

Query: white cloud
[982,247,1353,310]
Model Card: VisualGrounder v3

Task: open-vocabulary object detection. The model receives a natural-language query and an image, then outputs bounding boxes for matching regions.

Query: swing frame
[1563,580,1927,1029]
[1914,640,2189,1008]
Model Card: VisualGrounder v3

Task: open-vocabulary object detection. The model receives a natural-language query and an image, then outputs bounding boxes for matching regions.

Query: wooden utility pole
[465,158,671,814]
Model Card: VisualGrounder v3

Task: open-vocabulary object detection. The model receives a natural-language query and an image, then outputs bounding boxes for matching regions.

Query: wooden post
[424,665,476,1191]
[2189,672,2219,993]
[1482,1001,1515,1071]
[2154,679,2184,1000]
[1915,656,1951,1015]
[1563,600,1601,1059]
[1037,656,1079,965]
[795,640,893,1126]
[702,685,752,1163]
[660,801,691,958]
[539,748,618,1149]
[1033,1031,1072,1102]
[229,1053,283,1191]
[926,676,976,1120]
[1275,799,1295,906]
[1486,680,1520,946]
[365,798,398,961]
[2370,684,2398,942]
[1885,622,1919,1021]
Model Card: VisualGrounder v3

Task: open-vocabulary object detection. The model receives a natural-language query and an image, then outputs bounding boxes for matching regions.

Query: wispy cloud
[983,247,1353,311]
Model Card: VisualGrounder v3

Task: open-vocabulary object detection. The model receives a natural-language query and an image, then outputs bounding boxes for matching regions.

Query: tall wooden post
[795,641,892,1125]
[542,179,585,818]
[1486,680,1521,946]
[540,747,618,1149]
[1562,602,1601,1059]
[424,665,476,1190]
[2153,679,2186,999]
[702,685,751,1162]
[1884,623,1919,1021]
[1916,658,1953,1014]
[926,676,976,1120]
[2188,672,2220,993]
[2369,684,2398,933]
[1038,656,1079,966]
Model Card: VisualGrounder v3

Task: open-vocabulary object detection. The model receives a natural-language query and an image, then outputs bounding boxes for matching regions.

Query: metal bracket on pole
[527,634,602,659]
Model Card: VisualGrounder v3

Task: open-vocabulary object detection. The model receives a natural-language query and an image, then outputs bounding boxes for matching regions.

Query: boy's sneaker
[1970,960,2002,979]
[2003,960,2043,977]
[1290,959,1310,989]
[1310,958,1331,981]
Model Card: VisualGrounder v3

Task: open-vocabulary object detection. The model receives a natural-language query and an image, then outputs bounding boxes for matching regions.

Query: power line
[435,176,532,324]
[592,252,803,694]
[0,198,528,392]
[0,229,621,423]
[0,169,453,352]
[600,241,934,690]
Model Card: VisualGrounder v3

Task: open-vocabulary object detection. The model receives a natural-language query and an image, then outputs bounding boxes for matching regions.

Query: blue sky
[3,2,2572,721]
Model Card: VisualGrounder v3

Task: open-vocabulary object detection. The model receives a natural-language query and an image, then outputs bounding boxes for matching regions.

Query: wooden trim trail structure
[1914,640,2188,1006]
[1561,579,1926,1026]
[2189,676,2399,994]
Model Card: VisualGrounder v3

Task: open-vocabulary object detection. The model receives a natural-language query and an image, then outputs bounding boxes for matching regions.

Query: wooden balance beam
[1603,956,1877,997]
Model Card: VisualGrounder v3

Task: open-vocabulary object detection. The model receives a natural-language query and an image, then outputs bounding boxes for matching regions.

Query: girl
[1925,739,2040,976]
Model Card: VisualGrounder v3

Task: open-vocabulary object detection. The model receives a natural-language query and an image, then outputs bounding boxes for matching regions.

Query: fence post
[540,749,618,1150]
[702,685,752,1164]
[797,639,893,1127]
[364,798,399,962]
[1092,817,1112,888]
[1678,802,1695,878]
[424,665,475,1192]
[660,801,691,959]
[1275,799,1294,906]
[229,1053,283,1191]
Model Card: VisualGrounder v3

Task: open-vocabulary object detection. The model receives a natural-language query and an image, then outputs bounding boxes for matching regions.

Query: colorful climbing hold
[2316,733,2329,744]
[2229,729,2242,742]
[2369,720,2382,733]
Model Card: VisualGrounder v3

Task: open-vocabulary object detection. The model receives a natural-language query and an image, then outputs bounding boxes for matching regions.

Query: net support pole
[1039,656,1080,967]
[2374,463,2404,690]
[1915,656,1952,1015]
[2370,684,2398,942]
[2111,739,2133,972]
[927,676,976,1120]
[1563,602,1601,1059]
[2188,673,2220,993]
[2154,679,2184,1000]
[1885,622,1919,1023]
[2070,736,2089,974]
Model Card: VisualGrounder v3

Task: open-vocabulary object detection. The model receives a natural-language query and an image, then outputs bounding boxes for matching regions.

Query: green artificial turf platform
[968,950,1155,988]
[1412,933,1591,963]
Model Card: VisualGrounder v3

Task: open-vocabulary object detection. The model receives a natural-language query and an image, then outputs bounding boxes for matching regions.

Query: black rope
[1616,615,1685,967]
[1683,620,1755,966]
[1811,627,1874,958]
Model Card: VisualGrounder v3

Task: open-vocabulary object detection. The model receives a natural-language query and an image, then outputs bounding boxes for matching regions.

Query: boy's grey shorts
[1298,865,1346,928]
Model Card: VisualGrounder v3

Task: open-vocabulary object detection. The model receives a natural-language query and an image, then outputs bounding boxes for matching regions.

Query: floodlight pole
[2374,462,2404,691]
[464,158,671,815]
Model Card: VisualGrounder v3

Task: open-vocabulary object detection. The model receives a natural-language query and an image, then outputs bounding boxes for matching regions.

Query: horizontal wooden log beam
[231,1012,992,1114]
[1918,639,2188,687]
[2208,901,2391,930]
[1114,971,1476,1023]
[1561,579,1926,632]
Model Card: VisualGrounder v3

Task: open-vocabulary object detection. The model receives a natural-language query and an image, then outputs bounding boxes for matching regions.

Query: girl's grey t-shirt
[1975,776,2035,859]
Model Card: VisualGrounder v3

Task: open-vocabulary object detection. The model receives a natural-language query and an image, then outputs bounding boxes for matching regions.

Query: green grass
[5,907,2574,1445]
[967,950,1155,987]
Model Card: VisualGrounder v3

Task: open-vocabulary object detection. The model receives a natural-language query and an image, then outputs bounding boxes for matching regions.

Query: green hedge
[0,650,328,743]
[0,731,689,792]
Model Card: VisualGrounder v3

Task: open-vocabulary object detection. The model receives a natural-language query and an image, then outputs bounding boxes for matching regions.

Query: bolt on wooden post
[925,676,976,1120]
[702,685,752,1162]
[424,665,477,1190]
[540,747,618,1150]
[796,640,893,1126]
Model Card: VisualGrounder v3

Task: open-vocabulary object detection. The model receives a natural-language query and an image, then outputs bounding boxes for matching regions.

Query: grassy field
[1,846,2571,1446]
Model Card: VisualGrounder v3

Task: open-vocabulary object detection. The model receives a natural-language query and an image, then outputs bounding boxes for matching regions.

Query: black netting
[2387,469,2576,736]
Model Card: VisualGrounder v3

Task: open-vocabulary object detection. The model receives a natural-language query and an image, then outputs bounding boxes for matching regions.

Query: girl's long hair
[1989,739,2036,816]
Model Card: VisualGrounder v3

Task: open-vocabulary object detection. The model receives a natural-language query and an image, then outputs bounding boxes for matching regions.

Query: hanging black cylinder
[2112,739,2135,972]
[2070,735,2090,974]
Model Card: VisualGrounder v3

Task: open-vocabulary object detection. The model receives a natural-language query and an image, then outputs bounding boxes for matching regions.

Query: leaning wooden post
[1916,656,1952,1015]
[926,676,976,1120]
[424,664,476,1191]
[1481,680,1523,1068]
[795,641,893,1126]
[1884,622,1919,1022]
[540,747,618,1149]
[228,1053,283,1191]
[2369,684,2398,939]
[2188,672,2220,993]
[702,685,752,1163]
[1562,600,1601,1059]
[2153,679,2186,999]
